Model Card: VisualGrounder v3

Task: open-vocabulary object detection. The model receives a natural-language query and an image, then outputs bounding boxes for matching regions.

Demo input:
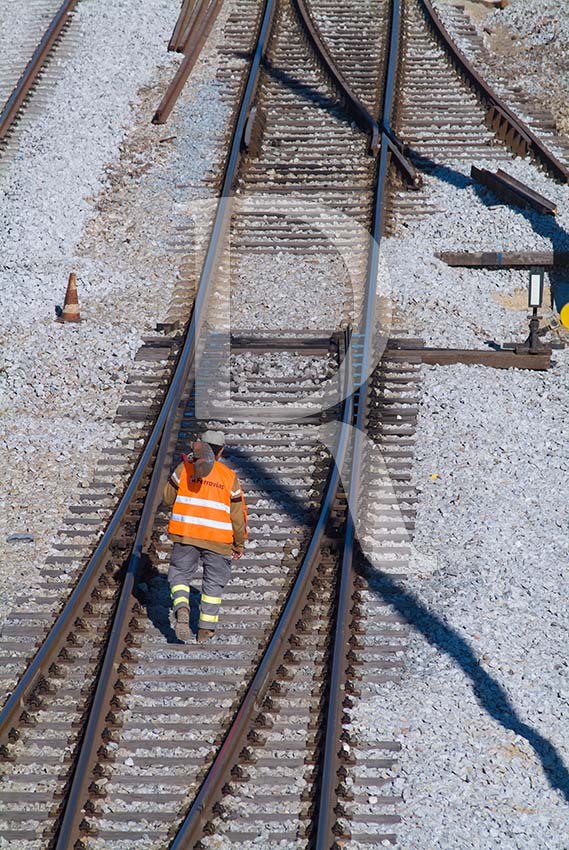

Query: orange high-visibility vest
[168,459,241,544]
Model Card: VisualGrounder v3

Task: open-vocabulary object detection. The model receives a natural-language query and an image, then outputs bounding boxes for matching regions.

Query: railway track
[0,0,80,151]
[1,0,568,848]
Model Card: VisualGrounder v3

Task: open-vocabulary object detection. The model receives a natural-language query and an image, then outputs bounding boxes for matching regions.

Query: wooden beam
[437,251,569,268]
[230,333,336,351]
[386,346,552,371]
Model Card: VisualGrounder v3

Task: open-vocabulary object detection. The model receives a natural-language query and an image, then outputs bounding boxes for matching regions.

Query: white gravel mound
[481,0,569,133]
[487,0,569,48]
[385,152,569,348]
[354,361,569,849]
[0,0,232,622]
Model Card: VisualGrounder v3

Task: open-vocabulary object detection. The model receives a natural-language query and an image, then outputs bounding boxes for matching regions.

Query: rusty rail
[175,0,215,54]
[169,0,199,52]
[169,333,353,849]
[471,165,557,214]
[169,0,409,844]
[0,0,269,834]
[50,1,275,845]
[153,0,225,124]
[0,0,80,142]
[418,0,569,182]
[291,0,381,154]
[1,0,406,844]
[314,0,404,843]
[291,0,419,185]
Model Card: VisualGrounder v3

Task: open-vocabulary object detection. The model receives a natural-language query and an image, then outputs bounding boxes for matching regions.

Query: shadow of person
[136,572,201,643]
[358,551,569,803]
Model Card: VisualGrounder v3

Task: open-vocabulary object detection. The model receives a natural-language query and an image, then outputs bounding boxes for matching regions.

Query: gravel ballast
[384,153,569,348]
[366,1,569,840]
[0,0,234,626]
[1,0,568,846]
[353,361,569,849]
[482,0,569,136]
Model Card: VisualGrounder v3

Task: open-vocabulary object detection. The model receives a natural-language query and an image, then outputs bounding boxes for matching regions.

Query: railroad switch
[504,267,549,355]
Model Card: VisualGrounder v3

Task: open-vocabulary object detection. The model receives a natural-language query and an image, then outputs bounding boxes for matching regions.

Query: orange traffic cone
[56,272,81,323]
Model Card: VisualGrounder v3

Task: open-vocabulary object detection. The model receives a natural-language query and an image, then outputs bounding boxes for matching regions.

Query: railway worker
[163,430,247,643]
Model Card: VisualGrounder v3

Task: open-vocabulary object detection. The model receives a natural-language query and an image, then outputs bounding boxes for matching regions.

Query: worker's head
[201,430,225,460]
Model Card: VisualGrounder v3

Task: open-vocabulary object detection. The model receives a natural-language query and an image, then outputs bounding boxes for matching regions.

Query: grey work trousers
[168,543,232,630]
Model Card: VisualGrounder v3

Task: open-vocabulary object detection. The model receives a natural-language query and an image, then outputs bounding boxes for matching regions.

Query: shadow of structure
[410,149,569,316]
[359,552,569,803]
[143,440,569,802]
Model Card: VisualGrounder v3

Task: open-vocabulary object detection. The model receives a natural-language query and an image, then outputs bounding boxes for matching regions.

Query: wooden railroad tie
[386,340,552,371]
[437,251,569,269]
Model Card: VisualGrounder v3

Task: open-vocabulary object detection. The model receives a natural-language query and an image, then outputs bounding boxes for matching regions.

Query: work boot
[197,628,215,643]
[175,607,191,642]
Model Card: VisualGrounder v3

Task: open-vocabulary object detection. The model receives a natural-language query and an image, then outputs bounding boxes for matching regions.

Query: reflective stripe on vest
[168,459,235,544]
[175,494,230,513]
[170,514,233,531]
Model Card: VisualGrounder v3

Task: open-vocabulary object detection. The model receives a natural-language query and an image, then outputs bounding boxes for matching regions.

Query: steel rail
[0,0,396,842]
[154,1,415,840]
[291,0,381,154]
[0,0,80,141]
[0,0,266,809]
[169,334,353,849]
[153,0,225,125]
[173,0,405,845]
[86,0,400,842]
[52,1,276,846]
[314,0,402,844]
[169,0,199,53]
[418,0,569,182]
[164,1,406,843]
[177,0,219,53]
[291,0,418,185]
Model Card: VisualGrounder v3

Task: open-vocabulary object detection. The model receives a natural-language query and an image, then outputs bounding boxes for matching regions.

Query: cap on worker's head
[201,429,225,447]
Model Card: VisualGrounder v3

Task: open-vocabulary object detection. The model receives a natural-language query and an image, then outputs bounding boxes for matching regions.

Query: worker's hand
[232,550,243,560]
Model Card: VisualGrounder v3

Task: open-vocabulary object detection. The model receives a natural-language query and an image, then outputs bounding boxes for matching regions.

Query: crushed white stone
[0,0,233,625]
[366,8,569,838]
[353,360,569,849]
